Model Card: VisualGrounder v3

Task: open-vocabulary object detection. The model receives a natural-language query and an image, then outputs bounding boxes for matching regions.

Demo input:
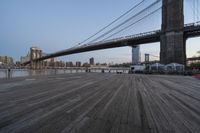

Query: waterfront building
[145,54,150,63]
[187,57,200,66]
[53,61,65,68]
[0,56,14,65]
[20,52,30,64]
[89,57,94,66]
[76,61,81,67]
[132,46,140,65]
[82,62,90,67]
[15,61,21,68]
[66,62,73,67]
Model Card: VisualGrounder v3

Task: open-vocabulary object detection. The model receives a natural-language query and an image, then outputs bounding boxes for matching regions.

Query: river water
[0,68,129,79]
[0,69,85,79]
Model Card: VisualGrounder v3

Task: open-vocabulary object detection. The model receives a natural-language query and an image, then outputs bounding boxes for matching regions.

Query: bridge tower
[30,47,42,69]
[160,0,186,65]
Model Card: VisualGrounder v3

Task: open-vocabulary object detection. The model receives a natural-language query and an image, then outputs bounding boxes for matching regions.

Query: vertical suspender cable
[197,0,200,21]
[194,0,196,22]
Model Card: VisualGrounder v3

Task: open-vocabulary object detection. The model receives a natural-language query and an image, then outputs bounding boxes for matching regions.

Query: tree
[197,51,200,56]
[190,62,200,69]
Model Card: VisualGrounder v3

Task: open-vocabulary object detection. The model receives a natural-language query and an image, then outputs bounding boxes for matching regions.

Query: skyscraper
[145,54,150,63]
[89,57,94,66]
[132,46,140,65]
[76,61,81,67]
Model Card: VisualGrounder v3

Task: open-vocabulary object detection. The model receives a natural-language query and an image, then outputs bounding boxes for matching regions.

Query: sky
[0,0,200,63]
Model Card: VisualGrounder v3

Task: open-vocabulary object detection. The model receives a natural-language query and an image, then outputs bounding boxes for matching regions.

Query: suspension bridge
[1,1,200,133]
[22,0,200,68]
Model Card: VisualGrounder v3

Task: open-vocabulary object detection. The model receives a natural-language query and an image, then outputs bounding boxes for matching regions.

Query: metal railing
[88,22,200,47]
[77,29,161,48]
[184,21,200,27]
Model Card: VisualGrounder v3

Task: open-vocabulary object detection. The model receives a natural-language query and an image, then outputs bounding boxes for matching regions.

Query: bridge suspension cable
[102,7,161,41]
[88,0,162,44]
[76,0,145,47]
[73,0,161,48]
[72,0,146,48]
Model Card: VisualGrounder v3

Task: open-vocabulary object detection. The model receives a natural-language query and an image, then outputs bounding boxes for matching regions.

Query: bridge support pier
[160,32,186,65]
[160,0,186,65]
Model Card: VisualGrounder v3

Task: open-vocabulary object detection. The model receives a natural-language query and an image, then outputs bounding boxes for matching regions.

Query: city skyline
[0,0,200,63]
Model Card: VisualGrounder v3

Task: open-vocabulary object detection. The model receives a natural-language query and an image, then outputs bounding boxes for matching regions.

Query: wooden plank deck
[0,73,200,133]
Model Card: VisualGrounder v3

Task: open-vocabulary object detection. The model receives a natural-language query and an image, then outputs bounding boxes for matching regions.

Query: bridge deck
[0,73,200,133]
[23,23,200,65]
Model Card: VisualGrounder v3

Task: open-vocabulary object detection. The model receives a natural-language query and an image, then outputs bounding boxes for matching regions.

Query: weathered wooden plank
[0,73,199,133]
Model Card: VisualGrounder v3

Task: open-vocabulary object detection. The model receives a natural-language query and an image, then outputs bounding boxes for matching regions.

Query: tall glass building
[132,46,140,65]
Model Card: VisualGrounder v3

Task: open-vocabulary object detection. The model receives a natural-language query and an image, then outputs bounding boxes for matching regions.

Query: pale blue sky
[0,0,199,63]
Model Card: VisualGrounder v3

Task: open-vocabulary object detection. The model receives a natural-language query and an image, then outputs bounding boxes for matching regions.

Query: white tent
[165,63,185,72]
[150,63,165,71]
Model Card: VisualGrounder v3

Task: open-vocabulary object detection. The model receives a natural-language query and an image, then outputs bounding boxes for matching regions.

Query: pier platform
[0,73,200,133]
